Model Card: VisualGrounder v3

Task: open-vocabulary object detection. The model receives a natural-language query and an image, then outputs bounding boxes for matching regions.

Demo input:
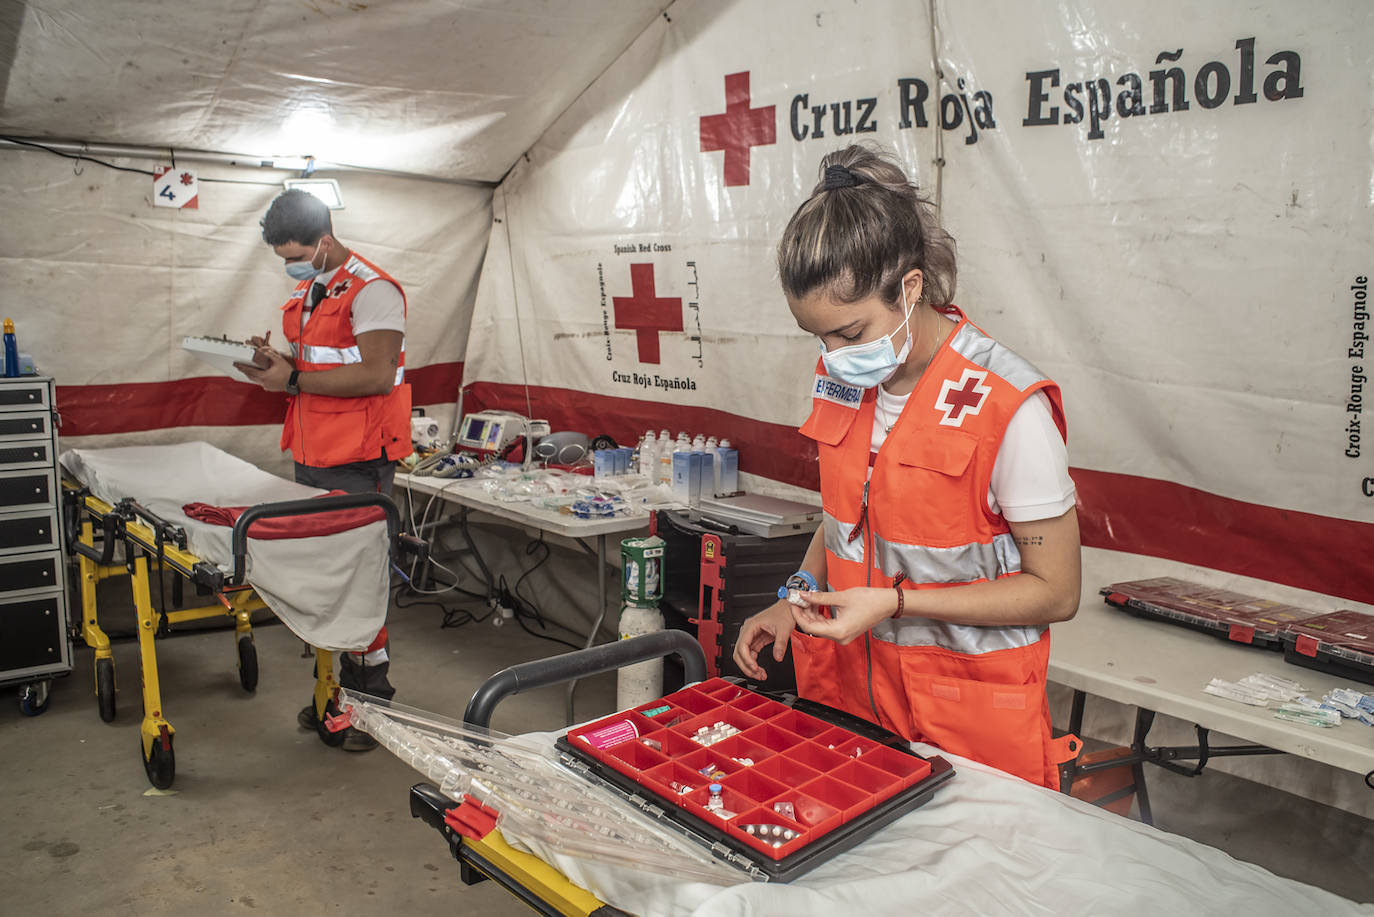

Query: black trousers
[294,457,396,700]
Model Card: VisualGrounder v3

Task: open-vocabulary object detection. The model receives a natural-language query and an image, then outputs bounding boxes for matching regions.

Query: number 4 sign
[152,165,199,209]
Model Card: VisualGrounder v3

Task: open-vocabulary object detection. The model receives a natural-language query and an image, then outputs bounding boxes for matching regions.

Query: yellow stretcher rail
[62,481,421,788]
[409,784,622,917]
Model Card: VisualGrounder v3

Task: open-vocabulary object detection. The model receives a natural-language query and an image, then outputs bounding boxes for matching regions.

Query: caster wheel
[316,698,348,747]
[237,635,258,693]
[141,732,175,789]
[96,657,117,722]
[18,681,52,716]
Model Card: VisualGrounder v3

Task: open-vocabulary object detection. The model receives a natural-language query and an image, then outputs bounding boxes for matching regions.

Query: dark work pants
[294,457,396,701]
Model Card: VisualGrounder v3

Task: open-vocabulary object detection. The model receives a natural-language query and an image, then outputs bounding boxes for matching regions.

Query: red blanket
[182,490,385,540]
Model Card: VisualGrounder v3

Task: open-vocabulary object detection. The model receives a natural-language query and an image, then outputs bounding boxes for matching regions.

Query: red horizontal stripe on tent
[465,382,1374,605]
[55,362,463,436]
[1072,469,1374,605]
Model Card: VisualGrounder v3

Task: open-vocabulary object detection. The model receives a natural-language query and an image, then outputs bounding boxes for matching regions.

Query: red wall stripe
[465,381,1374,605]
[51,372,1372,604]
[54,361,464,436]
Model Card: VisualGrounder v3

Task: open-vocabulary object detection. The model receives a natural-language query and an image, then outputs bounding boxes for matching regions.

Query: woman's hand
[790,587,895,645]
[732,600,800,680]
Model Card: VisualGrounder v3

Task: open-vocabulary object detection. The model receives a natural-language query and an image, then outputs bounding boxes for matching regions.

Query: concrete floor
[0,586,612,917]
[2,571,1370,914]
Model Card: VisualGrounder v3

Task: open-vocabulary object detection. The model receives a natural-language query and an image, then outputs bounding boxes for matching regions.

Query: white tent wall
[0,147,488,473]
[461,0,1374,827]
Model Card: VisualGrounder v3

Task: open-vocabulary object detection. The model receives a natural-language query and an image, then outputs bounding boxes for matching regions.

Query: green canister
[621,535,665,606]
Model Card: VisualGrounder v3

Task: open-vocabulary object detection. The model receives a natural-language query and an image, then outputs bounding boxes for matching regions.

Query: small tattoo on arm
[1015,535,1044,548]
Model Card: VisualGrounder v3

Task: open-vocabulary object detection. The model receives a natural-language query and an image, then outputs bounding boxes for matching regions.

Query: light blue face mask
[819,292,915,388]
[284,239,325,282]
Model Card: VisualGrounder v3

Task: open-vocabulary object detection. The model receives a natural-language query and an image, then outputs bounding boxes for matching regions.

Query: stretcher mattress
[511,734,1372,917]
[60,442,390,652]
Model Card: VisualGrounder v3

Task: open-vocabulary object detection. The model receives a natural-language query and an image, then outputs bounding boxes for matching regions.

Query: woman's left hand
[790,587,896,645]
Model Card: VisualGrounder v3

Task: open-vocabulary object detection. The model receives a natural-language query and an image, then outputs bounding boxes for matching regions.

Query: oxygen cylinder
[616,602,665,708]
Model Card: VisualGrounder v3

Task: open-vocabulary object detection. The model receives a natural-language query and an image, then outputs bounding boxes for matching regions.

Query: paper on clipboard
[182,335,266,383]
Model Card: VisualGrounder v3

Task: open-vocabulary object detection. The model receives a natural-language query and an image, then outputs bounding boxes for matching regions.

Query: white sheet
[510,735,1372,917]
[60,442,391,652]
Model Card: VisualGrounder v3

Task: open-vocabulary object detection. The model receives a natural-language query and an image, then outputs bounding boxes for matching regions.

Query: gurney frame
[62,482,424,788]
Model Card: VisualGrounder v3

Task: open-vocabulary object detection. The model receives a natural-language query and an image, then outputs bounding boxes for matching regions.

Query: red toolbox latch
[444,795,500,840]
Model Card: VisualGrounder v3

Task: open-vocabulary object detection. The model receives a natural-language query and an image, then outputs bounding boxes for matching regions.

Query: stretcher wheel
[96,658,117,722]
[317,699,348,747]
[237,636,258,693]
[18,680,52,716]
[142,733,175,789]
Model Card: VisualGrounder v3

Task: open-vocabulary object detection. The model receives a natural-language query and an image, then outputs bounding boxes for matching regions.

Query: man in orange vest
[238,189,411,752]
[733,146,1082,788]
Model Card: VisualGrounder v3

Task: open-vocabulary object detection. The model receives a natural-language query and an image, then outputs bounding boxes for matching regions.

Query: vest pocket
[894,428,976,475]
[789,631,843,709]
[897,660,1049,786]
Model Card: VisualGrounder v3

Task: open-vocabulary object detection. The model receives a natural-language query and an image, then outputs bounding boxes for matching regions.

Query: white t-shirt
[871,365,1076,523]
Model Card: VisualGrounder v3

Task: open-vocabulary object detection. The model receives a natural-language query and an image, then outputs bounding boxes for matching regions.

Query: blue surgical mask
[284,239,325,282]
[819,292,915,388]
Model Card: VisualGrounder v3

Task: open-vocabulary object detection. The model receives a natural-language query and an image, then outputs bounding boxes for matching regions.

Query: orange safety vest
[280,252,412,468]
[794,306,1077,787]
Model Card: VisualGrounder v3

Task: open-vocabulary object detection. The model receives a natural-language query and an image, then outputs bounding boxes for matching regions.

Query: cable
[0,134,282,185]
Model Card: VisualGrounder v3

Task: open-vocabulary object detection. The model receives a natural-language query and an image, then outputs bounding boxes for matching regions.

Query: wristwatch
[285,369,301,396]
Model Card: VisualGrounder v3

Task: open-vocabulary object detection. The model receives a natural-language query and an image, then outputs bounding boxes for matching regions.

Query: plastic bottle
[657,429,672,485]
[712,438,730,494]
[637,431,656,476]
[691,433,706,452]
[2,319,17,378]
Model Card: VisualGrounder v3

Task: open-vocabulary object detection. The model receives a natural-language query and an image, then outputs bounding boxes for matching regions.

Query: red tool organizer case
[1100,577,1325,649]
[1277,610,1374,686]
[555,677,954,882]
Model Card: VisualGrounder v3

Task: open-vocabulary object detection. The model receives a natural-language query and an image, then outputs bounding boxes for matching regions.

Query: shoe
[340,727,378,753]
[298,703,319,730]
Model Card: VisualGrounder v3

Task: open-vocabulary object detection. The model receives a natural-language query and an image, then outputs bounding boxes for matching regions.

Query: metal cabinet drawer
[0,467,54,510]
[0,380,49,412]
[0,550,62,597]
[0,440,52,470]
[0,508,60,555]
[0,410,52,439]
[0,591,67,674]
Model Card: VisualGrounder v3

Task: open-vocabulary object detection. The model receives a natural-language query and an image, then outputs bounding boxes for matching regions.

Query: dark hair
[260,189,333,247]
[777,144,956,308]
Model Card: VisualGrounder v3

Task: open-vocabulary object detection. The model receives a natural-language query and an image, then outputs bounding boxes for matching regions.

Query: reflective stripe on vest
[872,530,1021,586]
[822,512,866,564]
[948,321,1047,392]
[298,345,407,387]
[871,617,1044,654]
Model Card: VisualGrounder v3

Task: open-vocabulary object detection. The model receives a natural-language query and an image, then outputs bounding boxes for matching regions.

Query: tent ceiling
[0,0,671,182]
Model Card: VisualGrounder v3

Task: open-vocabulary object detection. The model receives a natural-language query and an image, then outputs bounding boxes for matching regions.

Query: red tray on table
[1277,609,1374,686]
[554,677,954,882]
[1101,577,1325,649]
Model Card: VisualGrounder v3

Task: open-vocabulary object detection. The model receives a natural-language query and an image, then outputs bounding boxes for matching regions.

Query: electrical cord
[0,134,283,185]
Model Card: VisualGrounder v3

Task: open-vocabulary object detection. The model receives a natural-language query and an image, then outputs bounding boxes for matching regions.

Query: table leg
[1131,707,1156,826]
[565,533,609,725]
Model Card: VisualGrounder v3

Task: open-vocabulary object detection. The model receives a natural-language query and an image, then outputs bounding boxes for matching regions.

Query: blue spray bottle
[2,319,18,377]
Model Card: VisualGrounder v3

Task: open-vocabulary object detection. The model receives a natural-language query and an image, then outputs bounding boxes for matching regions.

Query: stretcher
[59,442,424,788]
[356,633,1372,917]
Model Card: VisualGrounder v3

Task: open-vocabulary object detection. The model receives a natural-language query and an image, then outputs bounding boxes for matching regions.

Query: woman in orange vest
[733,145,1082,788]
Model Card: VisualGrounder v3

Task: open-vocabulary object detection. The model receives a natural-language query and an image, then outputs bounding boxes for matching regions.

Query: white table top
[394,471,651,540]
[1052,550,1374,776]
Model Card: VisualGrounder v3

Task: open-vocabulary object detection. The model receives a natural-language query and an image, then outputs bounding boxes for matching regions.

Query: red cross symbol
[700,71,776,187]
[179,172,195,185]
[612,263,683,364]
[934,369,991,426]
